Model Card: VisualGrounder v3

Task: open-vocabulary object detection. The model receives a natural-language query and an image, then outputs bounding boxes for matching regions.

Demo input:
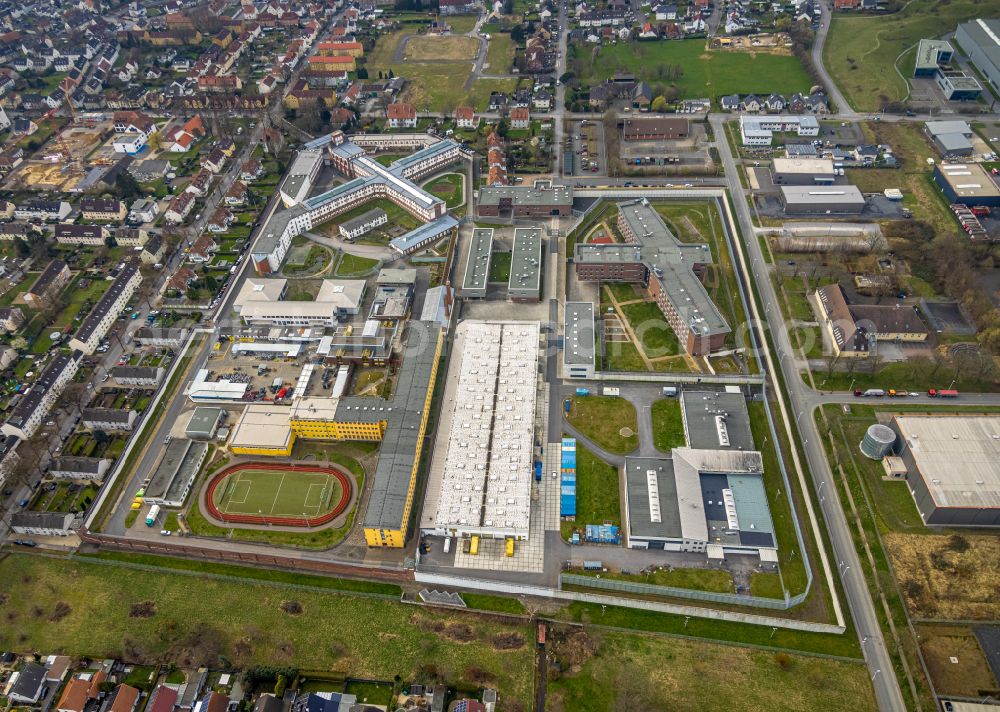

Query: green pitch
[214,468,343,519]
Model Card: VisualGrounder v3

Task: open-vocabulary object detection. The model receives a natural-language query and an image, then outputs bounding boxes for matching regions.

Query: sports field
[206,463,351,527]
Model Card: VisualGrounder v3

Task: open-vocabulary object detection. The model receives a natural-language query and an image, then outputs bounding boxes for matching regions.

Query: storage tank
[860,423,896,460]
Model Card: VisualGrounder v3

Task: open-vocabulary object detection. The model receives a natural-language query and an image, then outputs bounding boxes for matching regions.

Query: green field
[422,173,464,209]
[824,0,985,111]
[566,395,639,455]
[0,554,533,704]
[546,627,876,712]
[213,467,344,520]
[575,566,735,593]
[650,398,685,452]
[570,40,812,101]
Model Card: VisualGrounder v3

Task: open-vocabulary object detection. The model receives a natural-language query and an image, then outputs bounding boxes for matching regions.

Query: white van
[443,537,452,554]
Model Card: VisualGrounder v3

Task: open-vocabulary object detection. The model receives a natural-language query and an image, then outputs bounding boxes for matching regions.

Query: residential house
[224,181,248,206]
[24,260,72,309]
[111,365,165,385]
[14,201,71,221]
[386,102,417,128]
[166,115,206,152]
[202,147,227,173]
[740,94,762,112]
[0,306,24,333]
[510,107,530,130]
[454,106,478,129]
[55,224,109,246]
[107,685,140,712]
[206,208,233,233]
[128,198,159,224]
[81,407,138,431]
[765,93,786,112]
[165,191,195,224]
[188,234,217,262]
[8,663,47,702]
[81,198,126,223]
[240,158,264,182]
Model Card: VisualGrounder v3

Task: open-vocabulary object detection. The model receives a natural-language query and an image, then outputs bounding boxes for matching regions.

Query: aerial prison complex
[250,130,464,275]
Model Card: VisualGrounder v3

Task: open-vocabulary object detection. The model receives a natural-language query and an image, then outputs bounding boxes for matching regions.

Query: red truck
[971,206,992,217]
[927,389,959,398]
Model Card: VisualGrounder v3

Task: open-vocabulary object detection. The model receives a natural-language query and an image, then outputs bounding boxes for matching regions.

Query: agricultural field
[569,40,812,102]
[0,555,534,705]
[565,395,638,455]
[823,0,985,111]
[545,626,876,712]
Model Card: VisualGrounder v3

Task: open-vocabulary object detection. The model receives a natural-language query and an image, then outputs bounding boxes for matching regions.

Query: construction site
[4,116,111,192]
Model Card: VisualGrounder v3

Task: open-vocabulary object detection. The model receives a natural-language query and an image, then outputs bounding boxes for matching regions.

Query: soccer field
[212,466,346,521]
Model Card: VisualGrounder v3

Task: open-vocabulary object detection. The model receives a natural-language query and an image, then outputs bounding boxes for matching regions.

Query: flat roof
[145,439,208,502]
[958,18,1000,71]
[462,228,494,293]
[478,184,573,207]
[935,163,1000,198]
[915,39,953,71]
[925,120,973,136]
[680,390,756,451]
[186,406,224,436]
[229,404,294,450]
[625,456,684,540]
[509,227,542,295]
[377,268,417,285]
[361,320,443,533]
[235,279,366,321]
[431,321,539,536]
[563,302,595,367]
[779,185,866,205]
[279,149,323,204]
[894,414,1000,509]
[772,157,836,175]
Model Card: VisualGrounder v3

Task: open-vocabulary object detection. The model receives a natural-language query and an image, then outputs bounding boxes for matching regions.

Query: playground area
[204,462,352,527]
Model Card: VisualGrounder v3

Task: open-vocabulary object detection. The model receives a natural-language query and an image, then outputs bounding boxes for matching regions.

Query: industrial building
[142,438,209,507]
[623,389,777,560]
[563,302,596,379]
[185,407,226,440]
[771,158,837,185]
[779,186,866,214]
[476,183,574,217]
[573,199,730,356]
[251,132,460,275]
[509,228,543,302]
[229,404,296,456]
[913,39,982,101]
[932,163,1000,208]
[925,120,975,157]
[424,320,540,542]
[955,19,1000,95]
[233,278,366,326]
[461,228,494,299]
[890,415,1000,526]
[914,39,955,76]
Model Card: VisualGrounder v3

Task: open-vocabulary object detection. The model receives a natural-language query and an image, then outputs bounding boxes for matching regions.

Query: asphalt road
[712,113,906,712]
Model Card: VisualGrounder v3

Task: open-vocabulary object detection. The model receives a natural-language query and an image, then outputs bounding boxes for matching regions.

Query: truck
[662,386,678,397]
[582,560,603,571]
[603,387,620,396]
[928,389,959,398]
[862,389,885,397]
[971,206,991,217]
[145,504,161,527]
[575,388,590,396]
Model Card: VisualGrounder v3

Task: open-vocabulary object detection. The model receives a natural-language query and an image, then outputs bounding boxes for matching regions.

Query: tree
[650,95,668,113]
[274,675,287,698]
[116,170,141,200]
[13,234,29,258]
[356,67,369,80]
[59,382,88,419]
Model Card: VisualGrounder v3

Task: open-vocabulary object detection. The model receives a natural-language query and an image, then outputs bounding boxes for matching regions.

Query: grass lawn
[750,572,786,599]
[545,626,875,712]
[460,593,526,615]
[422,172,464,209]
[404,35,478,61]
[374,153,406,167]
[577,566,734,593]
[570,40,811,103]
[485,32,515,73]
[335,252,380,277]
[603,340,646,372]
[488,251,511,282]
[0,554,533,704]
[466,78,521,111]
[619,301,681,359]
[566,395,638,455]
[823,0,985,111]
[650,398,685,452]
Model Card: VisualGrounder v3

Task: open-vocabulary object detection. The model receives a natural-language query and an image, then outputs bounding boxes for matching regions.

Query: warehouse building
[142,438,209,507]
[955,19,1000,95]
[477,183,573,217]
[573,199,730,356]
[890,414,1000,526]
[185,407,226,440]
[932,163,1000,208]
[563,302,596,379]
[779,186,866,214]
[925,120,975,157]
[509,228,543,302]
[423,321,540,542]
[229,404,295,456]
[462,228,494,299]
[771,158,837,185]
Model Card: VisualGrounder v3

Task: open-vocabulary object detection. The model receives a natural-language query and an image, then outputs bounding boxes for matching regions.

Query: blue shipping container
[560,495,576,517]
